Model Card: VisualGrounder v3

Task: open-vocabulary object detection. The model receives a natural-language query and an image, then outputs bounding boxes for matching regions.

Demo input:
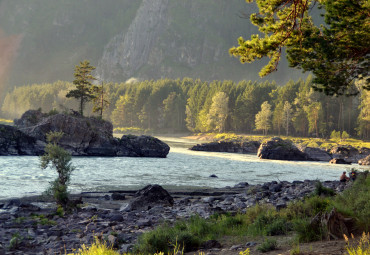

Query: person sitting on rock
[340,171,349,182]
[350,169,357,181]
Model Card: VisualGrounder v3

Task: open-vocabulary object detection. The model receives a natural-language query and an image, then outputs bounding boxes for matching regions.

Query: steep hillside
[0,0,305,97]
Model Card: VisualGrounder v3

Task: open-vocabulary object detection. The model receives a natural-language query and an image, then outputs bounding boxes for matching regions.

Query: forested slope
[0,0,305,99]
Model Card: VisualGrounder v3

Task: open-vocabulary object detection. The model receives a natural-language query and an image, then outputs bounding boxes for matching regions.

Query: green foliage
[314,181,335,197]
[292,218,325,243]
[255,101,272,135]
[9,232,22,250]
[331,130,341,141]
[2,76,367,139]
[40,131,75,207]
[257,238,277,253]
[344,232,370,255]
[333,173,370,231]
[66,60,96,116]
[230,0,370,96]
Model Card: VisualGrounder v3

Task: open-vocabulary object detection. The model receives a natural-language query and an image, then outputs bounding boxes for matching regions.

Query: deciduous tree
[255,101,272,135]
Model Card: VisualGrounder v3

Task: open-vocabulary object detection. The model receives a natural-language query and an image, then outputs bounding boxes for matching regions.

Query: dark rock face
[117,135,170,158]
[190,141,260,154]
[300,147,332,161]
[4,110,170,157]
[329,158,351,164]
[123,184,174,211]
[359,155,370,165]
[0,124,44,155]
[257,137,310,161]
[330,145,367,163]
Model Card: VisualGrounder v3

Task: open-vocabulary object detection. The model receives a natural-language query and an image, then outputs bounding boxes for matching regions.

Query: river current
[0,137,368,200]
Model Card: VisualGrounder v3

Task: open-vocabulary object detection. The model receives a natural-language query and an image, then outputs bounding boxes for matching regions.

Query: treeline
[1,77,370,139]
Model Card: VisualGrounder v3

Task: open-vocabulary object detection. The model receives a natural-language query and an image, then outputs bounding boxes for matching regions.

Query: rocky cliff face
[0,0,304,94]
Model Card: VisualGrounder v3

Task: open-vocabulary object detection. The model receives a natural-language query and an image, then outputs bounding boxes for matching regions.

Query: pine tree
[66,60,96,116]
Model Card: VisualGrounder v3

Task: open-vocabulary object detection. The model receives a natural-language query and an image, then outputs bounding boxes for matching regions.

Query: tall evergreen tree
[66,60,96,116]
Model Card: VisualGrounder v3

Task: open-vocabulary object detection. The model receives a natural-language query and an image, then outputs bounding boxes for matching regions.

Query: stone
[110,214,124,222]
[209,174,218,178]
[329,158,351,164]
[201,240,222,249]
[111,193,126,201]
[127,184,174,211]
[234,182,249,188]
[116,135,170,158]
[358,154,370,165]
[300,146,332,161]
[257,137,310,161]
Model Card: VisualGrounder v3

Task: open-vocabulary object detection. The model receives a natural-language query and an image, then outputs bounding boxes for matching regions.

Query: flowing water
[0,137,368,200]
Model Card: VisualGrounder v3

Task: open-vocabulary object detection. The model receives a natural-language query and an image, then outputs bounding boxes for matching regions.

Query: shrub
[257,238,277,252]
[314,181,335,197]
[333,173,370,231]
[292,218,325,243]
[40,131,75,207]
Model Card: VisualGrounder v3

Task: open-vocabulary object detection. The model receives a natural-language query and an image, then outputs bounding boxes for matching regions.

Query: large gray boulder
[117,135,170,158]
[190,141,260,154]
[257,137,310,161]
[9,110,170,157]
[299,146,332,161]
[15,110,116,156]
[122,184,174,211]
[330,145,368,163]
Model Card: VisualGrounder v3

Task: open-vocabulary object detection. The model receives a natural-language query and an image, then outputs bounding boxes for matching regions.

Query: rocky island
[0,110,170,157]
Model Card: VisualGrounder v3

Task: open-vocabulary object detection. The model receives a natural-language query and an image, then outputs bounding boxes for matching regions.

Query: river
[0,137,368,200]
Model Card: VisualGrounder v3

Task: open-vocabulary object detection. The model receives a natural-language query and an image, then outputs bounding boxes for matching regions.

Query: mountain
[0,0,305,97]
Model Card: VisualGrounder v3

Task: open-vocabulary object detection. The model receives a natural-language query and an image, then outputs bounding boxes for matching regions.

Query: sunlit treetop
[230,0,370,96]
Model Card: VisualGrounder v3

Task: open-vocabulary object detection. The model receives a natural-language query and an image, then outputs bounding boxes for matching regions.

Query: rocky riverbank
[190,137,370,164]
[0,179,352,254]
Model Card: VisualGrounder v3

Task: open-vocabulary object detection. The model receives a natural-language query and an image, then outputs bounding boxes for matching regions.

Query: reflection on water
[0,137,368,200]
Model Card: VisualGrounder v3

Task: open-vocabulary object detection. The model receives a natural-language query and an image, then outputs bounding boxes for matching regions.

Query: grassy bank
[187,132,370,150]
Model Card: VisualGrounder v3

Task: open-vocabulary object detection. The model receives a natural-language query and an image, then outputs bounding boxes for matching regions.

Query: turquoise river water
[0,137,368,200]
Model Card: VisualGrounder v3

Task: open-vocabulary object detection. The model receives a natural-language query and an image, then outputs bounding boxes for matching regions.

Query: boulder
[329,158,351,164]
[15,110,116,156]
[299,146,332,161]
[330,145,366,163]
[358,154,370,165]
[116,135,170,158]
[190,140,260,154]
[7,109,170,157]
[125,184,174,211]
[257,137,310,161]
[0,124,44,155]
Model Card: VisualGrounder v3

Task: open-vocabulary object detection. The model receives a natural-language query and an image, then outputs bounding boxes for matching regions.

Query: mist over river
[0,137,368,200]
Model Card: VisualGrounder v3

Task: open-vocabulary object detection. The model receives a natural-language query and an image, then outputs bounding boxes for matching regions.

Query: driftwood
[311,208,356,240]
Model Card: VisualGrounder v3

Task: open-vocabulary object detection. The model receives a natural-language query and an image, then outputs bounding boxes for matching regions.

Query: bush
[344,232,370,255]
[292,218,325,243]
[333,173,370,231]
[40,131,75,207]
[314,181,335,197]
[257,238,277,252]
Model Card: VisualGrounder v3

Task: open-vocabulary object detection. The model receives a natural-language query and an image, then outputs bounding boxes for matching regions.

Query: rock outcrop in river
[257,137,310,161]
[0,110,169,157]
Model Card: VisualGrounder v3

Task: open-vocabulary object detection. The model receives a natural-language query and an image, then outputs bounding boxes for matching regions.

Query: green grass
[197,132,370,149]
[0,118,13,125]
